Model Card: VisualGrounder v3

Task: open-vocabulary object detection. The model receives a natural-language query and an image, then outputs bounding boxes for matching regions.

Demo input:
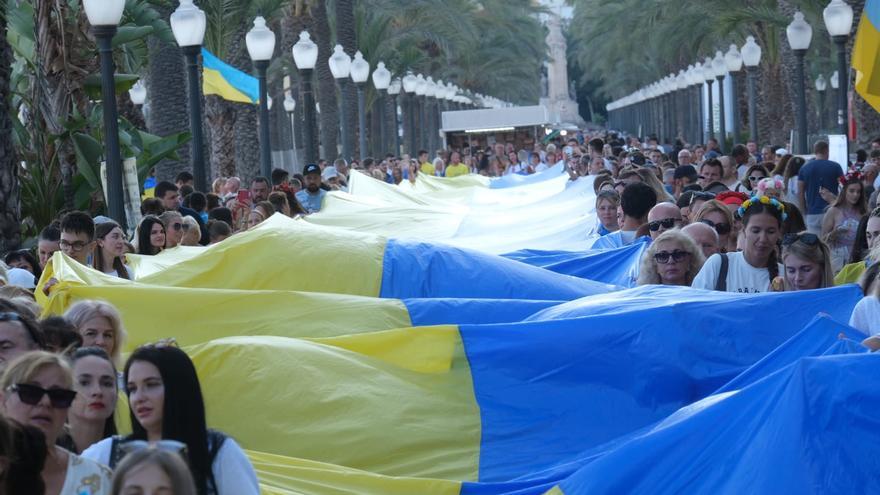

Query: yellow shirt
[420,162,435,176]
[834,261,867,286]
[445,163,469,178]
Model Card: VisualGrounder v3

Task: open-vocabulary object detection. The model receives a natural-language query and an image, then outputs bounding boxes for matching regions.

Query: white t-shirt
[849,296,880,336]
[82,436,259,495]
[691,252,782,293]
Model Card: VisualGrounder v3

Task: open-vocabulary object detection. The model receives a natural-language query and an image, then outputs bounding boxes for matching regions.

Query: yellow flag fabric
[853,2,880,112]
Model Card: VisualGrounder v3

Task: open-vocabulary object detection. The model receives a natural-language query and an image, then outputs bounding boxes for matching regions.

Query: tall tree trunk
[313,0,339,160]
[205,96,237,178]
[224,24,260,181]
[146,4,191,182]
[0,0,19,252]
[335,0,358,161]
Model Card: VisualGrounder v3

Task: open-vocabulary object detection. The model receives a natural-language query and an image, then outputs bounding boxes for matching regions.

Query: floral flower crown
[839,171,863,186]
[737,195,788,221]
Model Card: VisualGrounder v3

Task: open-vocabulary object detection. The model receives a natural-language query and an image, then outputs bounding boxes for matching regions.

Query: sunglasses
[653,250,691,264]
[748,176,765,182]
[8,383,77,409]
[783,233,819,246]
[648,218,680,231]
[170,223,183,231]
[700,219,732,235]
[689,192,716,206]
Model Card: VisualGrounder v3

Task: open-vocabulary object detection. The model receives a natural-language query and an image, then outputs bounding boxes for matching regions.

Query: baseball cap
[775,148,788,156]
[6,267,36,289]
[322,166,339,180]
[704,150,720,160]
[673,165,698,180]
[303,164,320,176]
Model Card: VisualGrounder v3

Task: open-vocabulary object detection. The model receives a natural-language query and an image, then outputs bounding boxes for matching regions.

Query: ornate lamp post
[703,57,716,142]
[712,50,728,152]
[387,78,402,156]
[414,74,427,152]
[170,0,207,192]
[246,16,276,179]
[292,31,319,165]
[725,44,743,144]
[129,81,146,106]
[371,61,391,156]
[350,51,370,161]
[283,94,298,171]
[329,45,353,161]
[824,0,854,137]
[83,0,127,228]
[815,74,828,131]
[787,11,813,154]
[402,72,418,155]
[741,36,762,143]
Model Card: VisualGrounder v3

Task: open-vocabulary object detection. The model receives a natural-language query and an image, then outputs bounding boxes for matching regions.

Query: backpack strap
[715,253,729,292]
[109,435,125,469]
[206,430,228,494]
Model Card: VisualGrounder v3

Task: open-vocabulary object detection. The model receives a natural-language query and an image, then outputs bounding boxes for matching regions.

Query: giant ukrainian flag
[201,48,259,104]
[853,0,880,111]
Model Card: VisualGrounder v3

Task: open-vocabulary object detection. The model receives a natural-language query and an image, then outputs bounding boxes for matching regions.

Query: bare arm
[821,207,839,240]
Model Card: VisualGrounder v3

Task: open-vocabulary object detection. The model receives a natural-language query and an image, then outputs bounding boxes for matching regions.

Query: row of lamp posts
[84,0,510,229]
[606,0,854,156]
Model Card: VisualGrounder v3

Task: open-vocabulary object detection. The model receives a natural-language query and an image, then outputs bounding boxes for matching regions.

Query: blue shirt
[295,188,326,213]
[798,159,843,215]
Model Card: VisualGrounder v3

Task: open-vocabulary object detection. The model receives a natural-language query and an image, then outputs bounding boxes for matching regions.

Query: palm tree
[335,0,358,159]
[0,0,20,251]
[312,0,339,160]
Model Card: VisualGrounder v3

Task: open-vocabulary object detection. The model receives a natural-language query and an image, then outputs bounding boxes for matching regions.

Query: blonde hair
[63,300,127,365]
[781,233,834,290]
[0,351,73,391]
[111,449,197,495]
[694,199,735,227]
[637,229,706,285]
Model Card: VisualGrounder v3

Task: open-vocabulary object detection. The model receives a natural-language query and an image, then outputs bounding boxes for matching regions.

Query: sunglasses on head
[700,219,732,235]
[689,192,716,206]
[119,439,188,458]
[648,218,680,231]
[783,232,819,246]
[653,250,691,264]
[8,383,76,409]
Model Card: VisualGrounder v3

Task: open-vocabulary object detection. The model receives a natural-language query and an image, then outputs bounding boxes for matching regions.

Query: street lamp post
[329,45,353,161]
[741,36,762,144]
[787,11,813,155]
[725,44,743,144]
[283,93,298,171]
[292,31,319,165]
[387,78,402,156]
[371,61,391,156]
[402,72,418,155]
[815,74,828,131]
[703,57,716,142]
[824,0,854,137]
[712,51,728,152]
[83,0,127,229]
[830,71,840,124]
[415,74,427,152]
[246,16,276,179]
[170,0,208,192]
[129,81,147,106]
[350,51,370,161]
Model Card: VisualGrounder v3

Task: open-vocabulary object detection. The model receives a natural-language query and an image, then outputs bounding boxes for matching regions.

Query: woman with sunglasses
[82,344,258,495]
[159,211,185,250]
[692,196,785,293]
[136,216,166,256]
[693,200,735,253]
[93,221,131,280]
[1,351,112,494]
[735,163,769,194]
[637,230,705,286]
[822,172,868,273]
[781,232,834,291]
[59,347,118,454]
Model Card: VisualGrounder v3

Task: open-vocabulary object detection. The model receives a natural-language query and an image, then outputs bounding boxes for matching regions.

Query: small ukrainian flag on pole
[201,48,260,104]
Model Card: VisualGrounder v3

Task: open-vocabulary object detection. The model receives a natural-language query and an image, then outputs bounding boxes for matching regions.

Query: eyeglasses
[118,439,188,458]
[170,223,183,231]
[653,250,691,264]
[0,312,22,324]
[782,233,819,246]
[648,218,680,231]
[181,223,191,231]
[59,240,89,251]
[748,176,765,182]
[700,219,732,235]
[8,383,77,409]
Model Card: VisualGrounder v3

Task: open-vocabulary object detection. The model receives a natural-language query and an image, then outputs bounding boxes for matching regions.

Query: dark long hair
[741,200,784,280]
[7,422,46,495]
[71,347,118,440]
[93,221,130,279]
[137,216,165,256]
[124,345,211,495]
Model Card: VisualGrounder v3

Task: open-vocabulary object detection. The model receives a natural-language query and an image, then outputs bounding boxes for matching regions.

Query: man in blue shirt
[295,164,327,214]
[798,141,844,234]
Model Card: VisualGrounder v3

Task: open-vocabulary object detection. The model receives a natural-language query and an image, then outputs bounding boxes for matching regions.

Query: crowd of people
[1,126,880,492]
